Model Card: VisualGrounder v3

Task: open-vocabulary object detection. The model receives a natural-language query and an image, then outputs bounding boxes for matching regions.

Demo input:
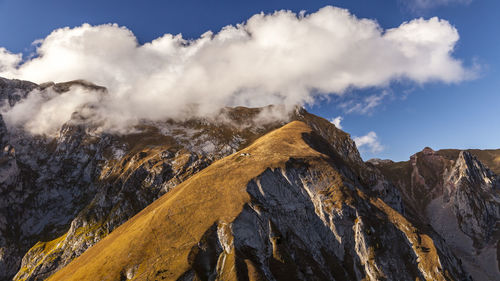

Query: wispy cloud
[330,116,343,129]
[0,48,21,72]
[340,91,390,115]
[354,131,384,153]
[404,0,472,10]
[0,6,474,135]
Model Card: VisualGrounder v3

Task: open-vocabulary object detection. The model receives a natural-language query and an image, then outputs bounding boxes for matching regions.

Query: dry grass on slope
[370,197,449,281]
[47,121,326,281]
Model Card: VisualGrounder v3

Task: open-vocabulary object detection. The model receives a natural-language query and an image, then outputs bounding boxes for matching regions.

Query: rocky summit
[0,77,499,281]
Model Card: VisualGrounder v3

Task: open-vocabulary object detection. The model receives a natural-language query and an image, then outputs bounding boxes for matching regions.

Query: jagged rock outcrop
[0,77,37,107]
[373,148,500,280]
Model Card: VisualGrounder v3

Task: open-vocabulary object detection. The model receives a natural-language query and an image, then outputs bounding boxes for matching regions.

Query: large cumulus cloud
[0,6,473,135]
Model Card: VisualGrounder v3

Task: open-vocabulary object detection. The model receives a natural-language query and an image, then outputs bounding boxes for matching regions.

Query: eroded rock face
[374,148,500,281]
[445,151,500,245]
[0,77,37,107]
[177,167,466,281]
[224,167,462,281]
[0,121,107,280]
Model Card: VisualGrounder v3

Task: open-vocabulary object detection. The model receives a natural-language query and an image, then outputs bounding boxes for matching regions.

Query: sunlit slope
[48,121,324,280]
[48,120,468,281]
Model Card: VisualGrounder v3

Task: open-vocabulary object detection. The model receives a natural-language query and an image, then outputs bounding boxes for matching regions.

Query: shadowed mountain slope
[372,148,500,280]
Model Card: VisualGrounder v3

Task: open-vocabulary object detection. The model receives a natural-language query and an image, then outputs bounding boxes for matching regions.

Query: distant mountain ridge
[0,77,498,280]
[371,147,500,280]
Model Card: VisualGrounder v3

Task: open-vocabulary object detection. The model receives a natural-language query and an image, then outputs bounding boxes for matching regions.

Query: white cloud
[0,48,22,73]
[0,6,474,135]
[2,86,102,135]
[330,116,343,129]
[354,131,383,153]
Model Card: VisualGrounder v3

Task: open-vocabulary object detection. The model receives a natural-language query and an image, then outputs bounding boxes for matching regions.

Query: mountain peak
[38,79,107,93]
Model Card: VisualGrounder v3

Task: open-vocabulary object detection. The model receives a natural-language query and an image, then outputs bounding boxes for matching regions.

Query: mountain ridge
[47,121,469,281]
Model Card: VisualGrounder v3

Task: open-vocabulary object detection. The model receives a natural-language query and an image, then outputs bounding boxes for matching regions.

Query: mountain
[46,120,468,281]
[371,148,500,280]
[0,77,498,280]
[0,78,290,280]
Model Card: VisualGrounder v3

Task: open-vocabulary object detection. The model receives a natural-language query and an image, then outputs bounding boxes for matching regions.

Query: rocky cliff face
[1,79,110,280]
[0,76,497,280]
[373,148,500,280]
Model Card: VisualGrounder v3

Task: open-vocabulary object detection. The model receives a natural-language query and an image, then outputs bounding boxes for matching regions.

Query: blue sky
[0,0,498,161]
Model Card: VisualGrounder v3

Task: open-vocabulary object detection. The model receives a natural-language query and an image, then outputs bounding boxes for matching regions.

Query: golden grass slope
[47,121,325,281]
[48,120,456,281]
